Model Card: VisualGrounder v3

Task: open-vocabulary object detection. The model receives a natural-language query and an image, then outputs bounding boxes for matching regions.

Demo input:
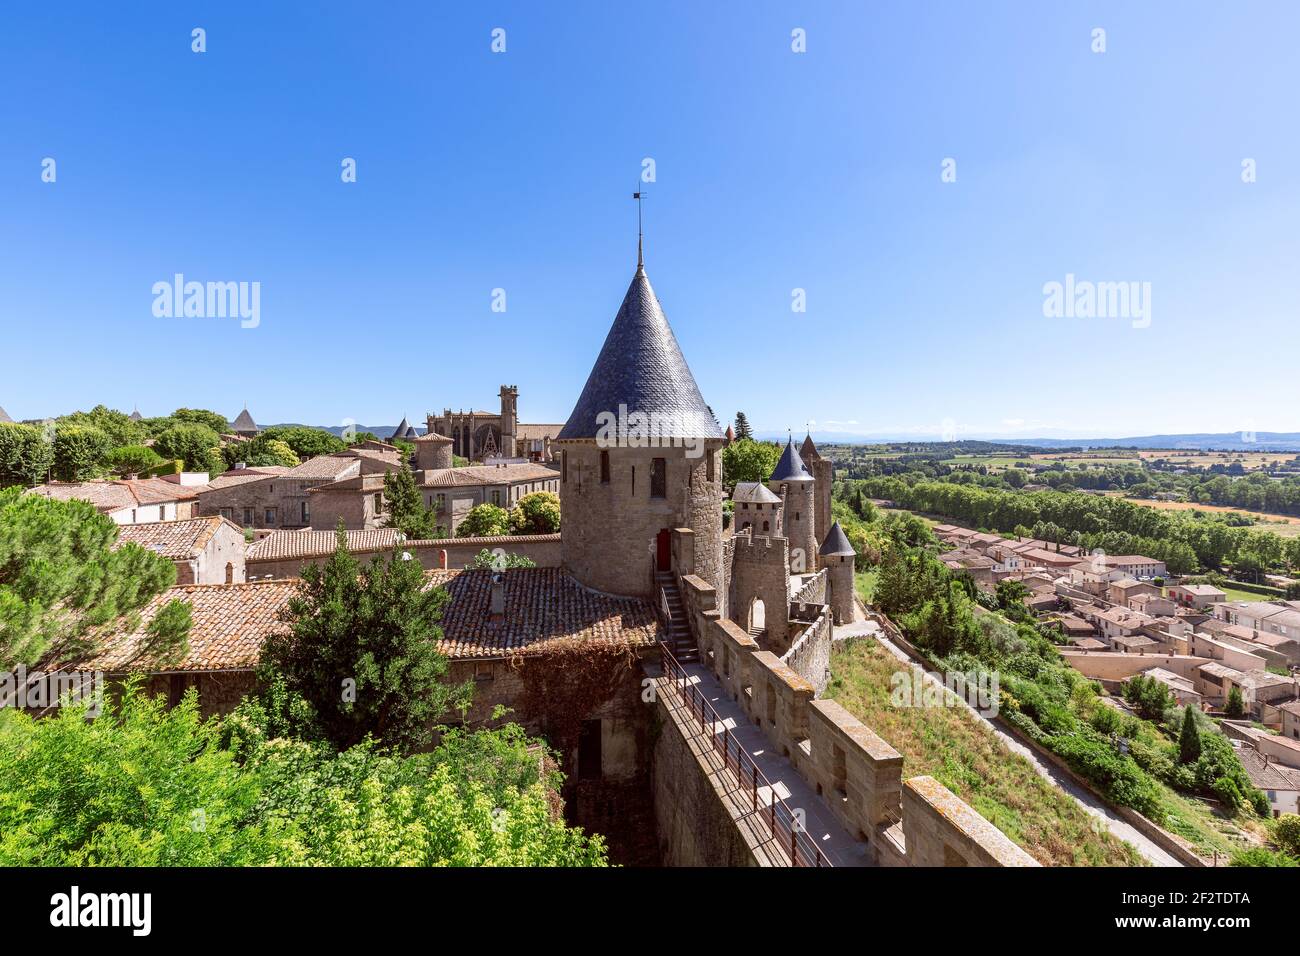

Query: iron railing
[658,641,832,867]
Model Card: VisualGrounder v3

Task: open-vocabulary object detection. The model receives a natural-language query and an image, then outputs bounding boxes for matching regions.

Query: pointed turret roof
[389,417,411,441]
[128,408,143,422]
[403,425,418,439]
[558,267,722,441]
[800,432,821,462]
[725,424,735,443]
[770,436,814,482]
[819,520,855,557]
[0,406,11,424]
[231,408,257,432]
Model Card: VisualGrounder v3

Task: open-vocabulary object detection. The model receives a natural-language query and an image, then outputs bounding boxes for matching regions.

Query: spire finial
[633,186,644,272]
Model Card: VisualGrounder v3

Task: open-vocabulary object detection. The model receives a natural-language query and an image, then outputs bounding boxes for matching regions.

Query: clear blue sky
[3,2,1297,440]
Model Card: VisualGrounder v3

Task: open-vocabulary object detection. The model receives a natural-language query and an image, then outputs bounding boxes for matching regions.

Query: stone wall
[791,568,827,605]
[783,604,832,694]
[728,532,791,649]
[246,533,563,579]
[1061,650,1210,683]
[651,681,767,867]
[681,607,1039,867]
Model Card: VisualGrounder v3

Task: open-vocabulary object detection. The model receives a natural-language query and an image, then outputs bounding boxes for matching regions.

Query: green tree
[733,412,754,441]
[171,408,231,434]
[154,423,223,473]
[249,426,346,461]
[0,422,54,488]
[244,438,299,468]
[0,682,607,867]
[1225,686,1246,719]
[1178,706,1202,764]
[259,528,470,752]
[51,424,111,481]
[0,487,188,675]
[457,503,512,538]
[466,549,537,570]
[510,490,561,534]
[382,465,441,539]
[105,444,165,477]
[56,405,143,447]
[721,438,781,488]
[1274,813,1300,858]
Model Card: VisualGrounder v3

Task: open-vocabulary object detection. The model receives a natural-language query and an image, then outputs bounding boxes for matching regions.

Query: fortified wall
[662,532,1038,868]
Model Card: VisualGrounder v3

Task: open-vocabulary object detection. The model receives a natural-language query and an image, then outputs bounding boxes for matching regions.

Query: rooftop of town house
[1137,666,1195,693]
[1237,747,1300,792]
[66,568,657,673]
[204,466,293,490]
[114,516,242,560]
[279,454,362,481]
[1175,584,1227,596]
[27,476,200,512]
[418,462,558,487]
[247,528,404,561]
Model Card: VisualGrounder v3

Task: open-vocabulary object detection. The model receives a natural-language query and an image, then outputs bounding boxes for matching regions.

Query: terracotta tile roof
[27,477,197,512]
[307,474,387,494]
[515,423,566,441]
[245,530,560,563]
[114,516,240,560]
[247,528,403,561]
[72,567,657,672]
[419,463,559,488]
[74,580,298,672]
[205,467,291,490]
[429,568,660,659]
[281,455,360,480]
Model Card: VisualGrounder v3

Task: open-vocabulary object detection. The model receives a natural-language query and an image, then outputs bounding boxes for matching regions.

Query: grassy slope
[827,638,1145,867]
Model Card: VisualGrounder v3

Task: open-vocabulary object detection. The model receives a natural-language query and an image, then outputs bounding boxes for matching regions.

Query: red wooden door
[656,529,671,571]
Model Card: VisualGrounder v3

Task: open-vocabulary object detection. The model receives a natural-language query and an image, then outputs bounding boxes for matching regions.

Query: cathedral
[426,386,565,463]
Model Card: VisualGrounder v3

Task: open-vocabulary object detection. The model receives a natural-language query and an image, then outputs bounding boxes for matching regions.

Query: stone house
[417,462,560,536]
[115,516,247,584]
[28,477,201,524]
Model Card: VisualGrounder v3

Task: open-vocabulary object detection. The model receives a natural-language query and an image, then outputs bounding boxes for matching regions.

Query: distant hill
[757,431,1300,453]
[266,423,424,439]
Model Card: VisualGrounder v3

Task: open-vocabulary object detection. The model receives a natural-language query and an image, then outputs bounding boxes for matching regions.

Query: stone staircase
[655,571,699,663]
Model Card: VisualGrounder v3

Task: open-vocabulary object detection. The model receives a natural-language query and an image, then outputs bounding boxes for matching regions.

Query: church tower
[557,252,725,598]
[768,436,818,574]
[499,385,519,457]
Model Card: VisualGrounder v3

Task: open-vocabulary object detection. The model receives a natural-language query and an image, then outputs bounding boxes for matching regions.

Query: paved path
[838,623,1181,867]
[669,662,872,867]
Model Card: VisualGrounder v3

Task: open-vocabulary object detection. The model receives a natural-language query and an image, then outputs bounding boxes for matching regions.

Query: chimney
[489,572,506,623]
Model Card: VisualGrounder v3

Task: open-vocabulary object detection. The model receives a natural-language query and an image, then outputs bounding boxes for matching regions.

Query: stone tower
[557,256,725,598]
[768,436,817,574]
[800,432,833,555]
[499,385,519,457]
[414,432,454,471]
[819,520,857,625]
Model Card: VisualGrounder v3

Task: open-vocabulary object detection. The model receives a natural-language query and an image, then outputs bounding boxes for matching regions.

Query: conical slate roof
[800,432,821,462]
[128,408,143,422]
[403,425,418,439]
[389,417,411,441]
[558,267,723,441]
[819,520,855,557]
[0,406,11,424]
[770,436,814,482]
[231,408,257,432]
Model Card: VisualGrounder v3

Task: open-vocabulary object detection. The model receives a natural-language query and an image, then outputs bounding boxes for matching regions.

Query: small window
[562,451,568,483]
[600,449,610,484]
[243,507,253,525]
[265,508,276,525]
[650,458,666,498]
[219,507,233,520]
[631,466,635,496]
[301,501,309,523]
[492,489,501,506]
[707,450,715,483]
[374,493,382,512]
[437,493,446,510]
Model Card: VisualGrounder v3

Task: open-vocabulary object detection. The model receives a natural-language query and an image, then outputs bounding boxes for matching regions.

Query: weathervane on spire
[632,185,644,271]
